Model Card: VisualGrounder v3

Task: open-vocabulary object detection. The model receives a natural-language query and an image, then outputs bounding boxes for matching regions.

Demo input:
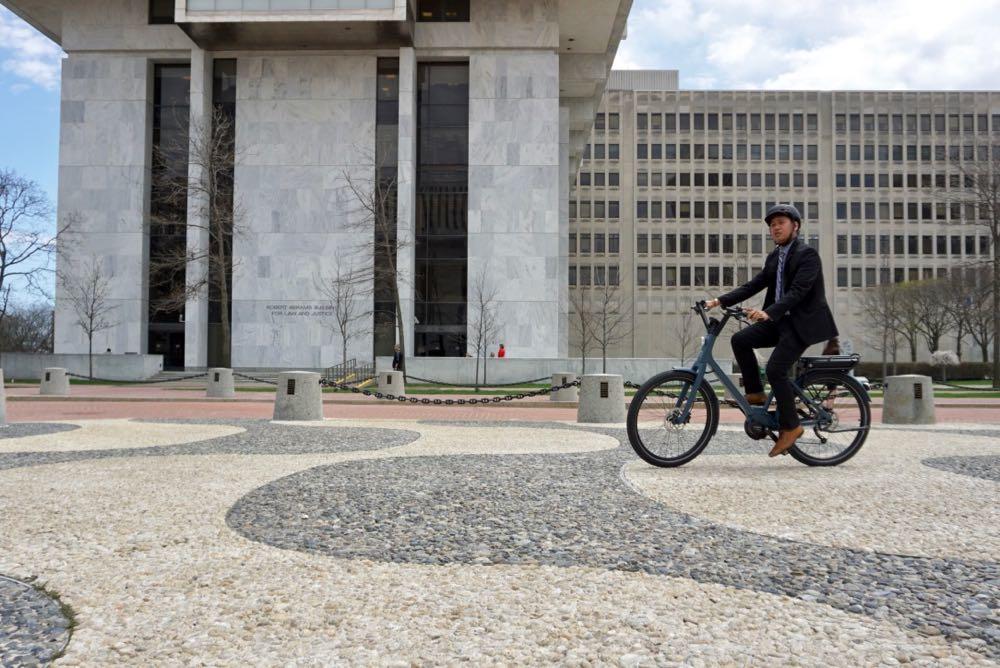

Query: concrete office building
[570,71,999,362]
[4,0,630,369]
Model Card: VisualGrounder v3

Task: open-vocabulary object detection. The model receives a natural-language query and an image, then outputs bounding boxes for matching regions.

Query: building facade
[570,71,999,362]
[4,0,630,369]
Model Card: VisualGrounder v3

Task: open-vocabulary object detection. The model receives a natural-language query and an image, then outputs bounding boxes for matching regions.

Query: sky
[0,0,999,239]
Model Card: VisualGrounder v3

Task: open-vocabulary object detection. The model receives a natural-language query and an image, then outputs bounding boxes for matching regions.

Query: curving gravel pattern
[230,424,1000,659]
[922,455,1000,483]
[0,575,72,666]
[0,423,79,440]
[0,420,419,472]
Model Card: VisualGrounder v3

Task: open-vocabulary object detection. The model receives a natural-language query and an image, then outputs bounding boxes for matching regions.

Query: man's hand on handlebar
[704,298,721,309]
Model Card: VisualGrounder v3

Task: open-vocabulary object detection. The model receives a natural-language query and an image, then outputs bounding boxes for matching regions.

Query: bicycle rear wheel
[790,371,871,466]
[626,370,719,467]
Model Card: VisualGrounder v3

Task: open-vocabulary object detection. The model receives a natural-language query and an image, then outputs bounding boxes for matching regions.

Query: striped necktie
[776,247,787,301]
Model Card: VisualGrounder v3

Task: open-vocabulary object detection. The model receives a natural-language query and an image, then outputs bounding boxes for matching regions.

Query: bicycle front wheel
[626,370,719,467]
[790,371,871,467]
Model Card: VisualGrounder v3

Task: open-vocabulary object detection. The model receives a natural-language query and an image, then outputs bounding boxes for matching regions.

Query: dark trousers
[731,320,808,430]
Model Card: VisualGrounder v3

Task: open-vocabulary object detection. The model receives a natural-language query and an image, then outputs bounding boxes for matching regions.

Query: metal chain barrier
[66,371,209,385]
[318,377,581,405]
[232,371,278,386]
[404,374,553,388]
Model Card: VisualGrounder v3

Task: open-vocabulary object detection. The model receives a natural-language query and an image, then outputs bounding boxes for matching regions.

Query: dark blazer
[718,237,838,346]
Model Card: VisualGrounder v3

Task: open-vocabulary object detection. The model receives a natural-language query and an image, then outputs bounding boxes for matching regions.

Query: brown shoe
[769,426,804,457]
[745,392,767,406]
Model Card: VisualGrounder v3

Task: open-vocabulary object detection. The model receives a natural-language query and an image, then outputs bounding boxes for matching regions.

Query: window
[608,113,620,131]
[569,233,576,254]
[149,0,174,23]
[651,265,663,286]
[609,265,620,286]
[837,267,847,287]
[569,266,576,286]
[580,233,591,254]
[594,144,605,160]
[637,233,648,254]
[608,172,620,188]
[608,144,620,160]
[637,143,648,160]
[580,266,591,286]
[609,233,620,254]
[594,266,606,286]
[418,0,471,21]
[637,113,648,131]
[608,200,619,219]
[594,113,605,131]
[637,266,648,286]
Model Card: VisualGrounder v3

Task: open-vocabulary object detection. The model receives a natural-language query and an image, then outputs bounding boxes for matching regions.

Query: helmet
[764,203,802,225]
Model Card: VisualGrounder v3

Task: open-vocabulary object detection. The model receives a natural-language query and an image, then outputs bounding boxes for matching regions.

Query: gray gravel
[0,420,419,472]
[922,455,1000,483]
[0,423,79,440]
[231,421,1000,660]
[0,575,71,666]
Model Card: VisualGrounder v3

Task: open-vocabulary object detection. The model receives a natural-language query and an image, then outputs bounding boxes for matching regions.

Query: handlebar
[692,300,752,329]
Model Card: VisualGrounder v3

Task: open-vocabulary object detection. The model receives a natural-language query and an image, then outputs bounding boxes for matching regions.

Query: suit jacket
[718,237,838,346]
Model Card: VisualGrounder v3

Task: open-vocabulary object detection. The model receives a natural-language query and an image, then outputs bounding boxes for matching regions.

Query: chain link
[232,371,278,386]
[66,371,209,385]
[318,377,581,404]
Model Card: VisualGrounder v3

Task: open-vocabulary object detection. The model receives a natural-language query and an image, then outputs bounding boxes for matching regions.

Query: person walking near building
[391,344,402,371]
[705,204,838,458]
[497,344,506,358]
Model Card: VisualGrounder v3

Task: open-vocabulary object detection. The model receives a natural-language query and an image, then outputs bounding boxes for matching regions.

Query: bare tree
[341,152,411,376]
[0,301,53,353]
[893,283,924,363]
[313,250,370,369]
[965,267,996,365]
[673,309,697,365]
[468,266,501,389]
[939,271,972,360]
[857,282,902,379]
[149,107,243,367]
[569,287,595,374]
[62,258,118,379]
[935,149,1000,387]
[909,278,952,355]
[590,282,633,373]
[0,169,69,326]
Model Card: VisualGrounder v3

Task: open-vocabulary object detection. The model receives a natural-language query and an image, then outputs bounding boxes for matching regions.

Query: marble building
[4,0,630,369]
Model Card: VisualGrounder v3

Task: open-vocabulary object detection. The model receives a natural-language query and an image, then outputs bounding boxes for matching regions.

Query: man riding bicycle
[705,204,838,458]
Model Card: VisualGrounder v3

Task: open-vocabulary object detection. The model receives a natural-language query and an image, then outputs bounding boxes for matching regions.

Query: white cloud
[613,0,1000,90]
[0,8,63,91]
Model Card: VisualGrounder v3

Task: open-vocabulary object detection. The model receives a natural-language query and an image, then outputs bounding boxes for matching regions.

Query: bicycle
[626,301,871,467]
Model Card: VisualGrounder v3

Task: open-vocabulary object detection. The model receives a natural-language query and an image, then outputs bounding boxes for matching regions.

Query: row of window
[834,113,1000,135]
[836,234,990,257]
[835,201,983,222]
[595,112,821,134]
[569,232,822,257]
[570,199,819,221]
[836,172,981,190]
[568,265,621,287]
[577,171,823,189]
[834,143,1000,162]
[635,142,820,162]
[837,267,949,288]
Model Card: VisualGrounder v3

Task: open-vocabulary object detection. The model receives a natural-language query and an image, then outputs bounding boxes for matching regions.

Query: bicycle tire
[789,371,871,467]
[626,370,719,468]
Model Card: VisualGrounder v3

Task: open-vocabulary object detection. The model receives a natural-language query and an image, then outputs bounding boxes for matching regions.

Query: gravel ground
[0,574,71,666]
[229,431,1000,660]
[0,423,78,440]
[0,420,419,471]
[0,417,996,664]
[922,455,1000,483]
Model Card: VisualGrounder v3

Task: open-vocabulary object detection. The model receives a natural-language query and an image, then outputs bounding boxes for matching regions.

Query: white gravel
[0,419,244,453]
[0,418,995,665]
[624,426,1000,560]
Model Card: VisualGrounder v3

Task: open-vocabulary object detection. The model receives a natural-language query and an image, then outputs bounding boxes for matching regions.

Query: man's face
[768,215,798,245]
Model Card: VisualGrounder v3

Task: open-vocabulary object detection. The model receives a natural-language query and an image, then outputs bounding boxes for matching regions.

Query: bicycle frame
[669,304,831,432]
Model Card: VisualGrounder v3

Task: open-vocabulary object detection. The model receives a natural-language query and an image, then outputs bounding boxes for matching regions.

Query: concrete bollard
[378,371,405,396]
[40,367,70,396]
[882,374,936,425]
[273,371,323,421]
[0,368,6,426]
[577,374,627,423]
[206,368,235,398]
[550,372,579,402]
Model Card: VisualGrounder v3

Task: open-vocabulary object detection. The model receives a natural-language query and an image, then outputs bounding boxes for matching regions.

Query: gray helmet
[764,203,802,225]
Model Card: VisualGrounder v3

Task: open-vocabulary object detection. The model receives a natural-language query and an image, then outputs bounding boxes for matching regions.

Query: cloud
[0,8,63,91]
[613,0,1000,90]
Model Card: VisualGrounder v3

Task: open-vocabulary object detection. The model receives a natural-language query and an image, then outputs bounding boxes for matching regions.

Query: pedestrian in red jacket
[497,344,506,358]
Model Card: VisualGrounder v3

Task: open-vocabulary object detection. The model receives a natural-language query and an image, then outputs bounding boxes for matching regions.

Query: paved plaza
[0,414,998,665]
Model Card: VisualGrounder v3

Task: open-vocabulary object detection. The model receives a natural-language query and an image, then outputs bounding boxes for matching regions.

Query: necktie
[776,248,786,301]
